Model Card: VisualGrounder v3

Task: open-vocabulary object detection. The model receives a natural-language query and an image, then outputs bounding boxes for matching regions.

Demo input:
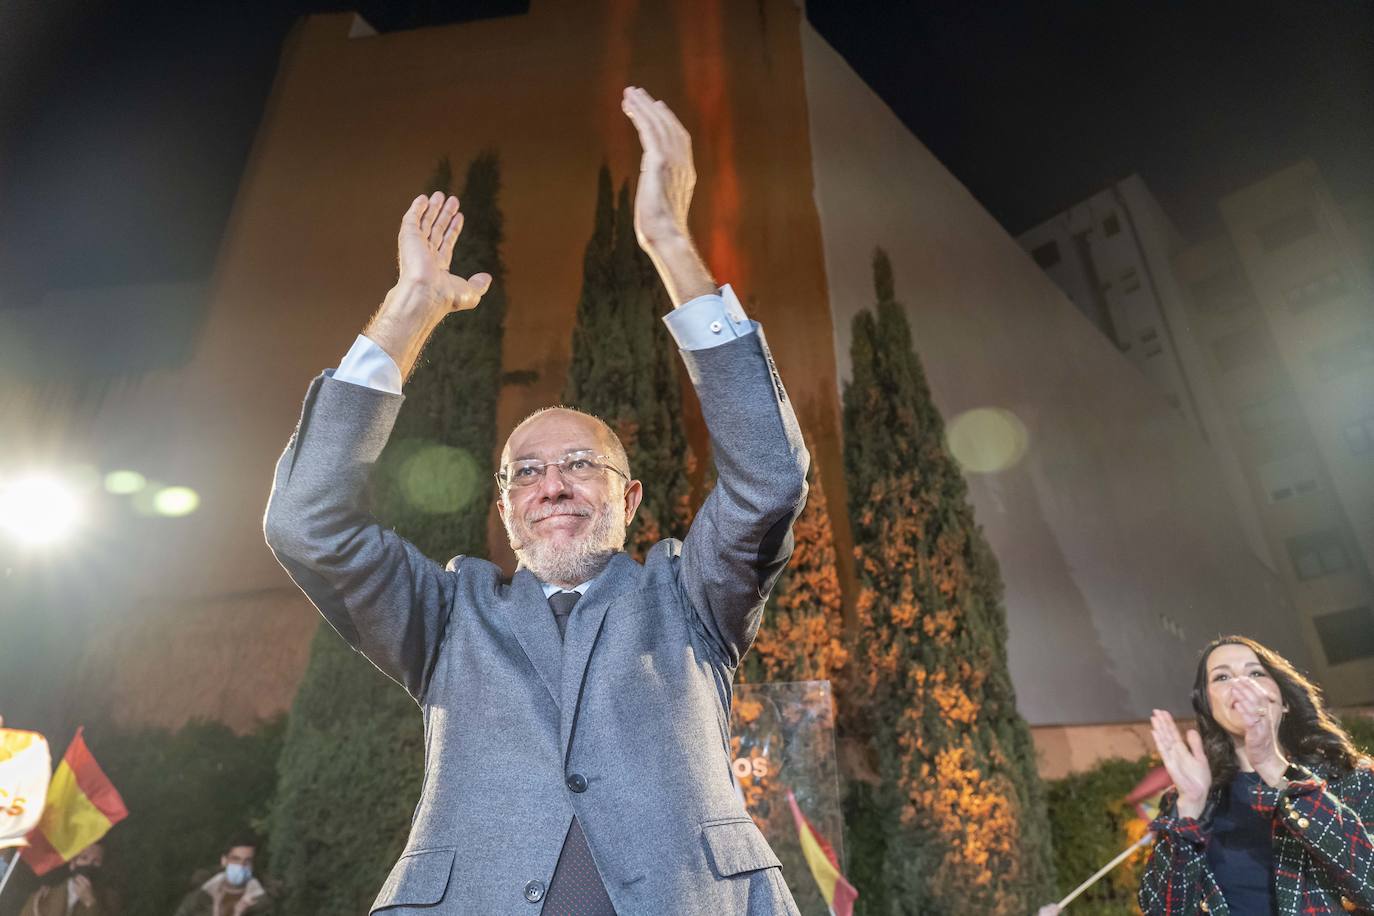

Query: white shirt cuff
[333,334,403,395]
[661,284,756,350]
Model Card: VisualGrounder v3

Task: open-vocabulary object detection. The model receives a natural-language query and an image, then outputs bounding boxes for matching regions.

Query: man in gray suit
[264,87,808,915]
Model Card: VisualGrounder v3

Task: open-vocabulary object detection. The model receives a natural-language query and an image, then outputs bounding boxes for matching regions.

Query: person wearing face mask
[19,842,116,916]
[1139,635,1374,915]
[171,834,270,916]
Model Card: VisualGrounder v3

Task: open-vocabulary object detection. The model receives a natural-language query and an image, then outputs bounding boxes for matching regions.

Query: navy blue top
[1205,771,1275,914]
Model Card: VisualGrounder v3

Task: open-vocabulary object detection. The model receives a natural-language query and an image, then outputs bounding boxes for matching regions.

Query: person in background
[171,833,269,916]
[1140,635,1374,915]
[19,842,116,916]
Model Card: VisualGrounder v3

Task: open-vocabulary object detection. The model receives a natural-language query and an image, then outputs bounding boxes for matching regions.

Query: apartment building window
[1212,326,1274,372]
[1285,271,1347,311]
[1120,267,1141,294]
[1032,241,1061,268]
[1257,208,1321,252]
[1313,605,1374,665]
[1257,453,1321,503]
[1143,343,1164,358]
[1191,266,1252,314]
[1238,394,1298,434]
[1285,529,1352,580]
[1309,331,1374,381]
[1102,213,1121,237]
[1140,328,1159,343]
[1343,415,1374,455]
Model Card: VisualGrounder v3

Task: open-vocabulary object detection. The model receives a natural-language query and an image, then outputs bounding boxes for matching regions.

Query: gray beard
[505,500,626,587]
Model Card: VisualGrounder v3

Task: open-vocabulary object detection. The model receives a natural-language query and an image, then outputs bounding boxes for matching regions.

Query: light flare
[0,474,82,546]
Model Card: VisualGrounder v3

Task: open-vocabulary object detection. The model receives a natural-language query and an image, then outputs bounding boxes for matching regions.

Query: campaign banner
[0,729,51,849]
[730,681,846,916]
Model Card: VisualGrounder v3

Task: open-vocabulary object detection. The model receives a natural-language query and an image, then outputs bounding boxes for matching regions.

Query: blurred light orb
[0,475,82,545]
[945,407,1029,474]
[152,486,200,517]
[400,445,480,513]
[104,470,148,495]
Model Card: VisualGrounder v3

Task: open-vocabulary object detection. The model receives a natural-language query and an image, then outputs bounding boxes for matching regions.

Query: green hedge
[92,717,285,916]
[1045,755,1155,916]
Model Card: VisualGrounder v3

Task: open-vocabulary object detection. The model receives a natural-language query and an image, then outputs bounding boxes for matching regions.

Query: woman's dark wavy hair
[1190,635,1366,789]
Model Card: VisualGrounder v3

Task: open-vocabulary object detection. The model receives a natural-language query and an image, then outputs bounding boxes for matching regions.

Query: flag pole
[1054,832,1154,910]
[0,849,22,902]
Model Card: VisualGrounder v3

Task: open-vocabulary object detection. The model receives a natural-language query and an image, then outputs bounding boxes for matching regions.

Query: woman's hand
[1231,676,1289,786]
[1150,709,1211,819]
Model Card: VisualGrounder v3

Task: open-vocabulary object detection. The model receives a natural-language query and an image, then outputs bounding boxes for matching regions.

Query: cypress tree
[841,249,1051,915]
[268,153,507,915]
[563,167,691,556]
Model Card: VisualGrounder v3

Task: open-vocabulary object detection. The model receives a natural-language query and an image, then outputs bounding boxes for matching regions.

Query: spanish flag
[24,729,127,876]
[786,790,857,916]
[1125,765,1173,821]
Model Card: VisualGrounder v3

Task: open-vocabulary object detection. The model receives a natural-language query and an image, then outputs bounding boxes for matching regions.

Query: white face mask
[224,863,252,887]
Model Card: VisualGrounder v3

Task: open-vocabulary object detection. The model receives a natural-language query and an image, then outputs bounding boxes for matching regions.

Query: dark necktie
[543,590,616,915]
[549,589,579,640]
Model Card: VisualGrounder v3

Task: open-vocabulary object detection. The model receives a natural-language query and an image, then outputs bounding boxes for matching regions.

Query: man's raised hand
[364,194,492,379]
[620,87,717,306]
[622,87,695,252]
[397,192,491,313]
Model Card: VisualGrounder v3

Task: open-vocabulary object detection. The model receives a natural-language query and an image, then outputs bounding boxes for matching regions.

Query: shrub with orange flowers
[839,249,1052,915]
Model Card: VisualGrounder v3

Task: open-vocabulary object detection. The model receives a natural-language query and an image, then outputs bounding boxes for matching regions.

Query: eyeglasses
[495,450,629,490]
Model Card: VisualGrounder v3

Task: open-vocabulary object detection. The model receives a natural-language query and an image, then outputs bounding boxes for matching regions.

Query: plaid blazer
[1138,760,1374,915]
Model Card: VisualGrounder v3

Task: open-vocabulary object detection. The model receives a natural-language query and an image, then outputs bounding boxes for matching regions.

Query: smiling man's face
[497,409,641,587]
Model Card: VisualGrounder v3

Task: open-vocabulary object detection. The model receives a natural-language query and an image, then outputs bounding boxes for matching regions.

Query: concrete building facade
[1023,163,1374,703]
[1184,163,1374,701]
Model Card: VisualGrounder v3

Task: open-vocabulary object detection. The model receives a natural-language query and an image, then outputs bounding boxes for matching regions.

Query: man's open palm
[397,192,491,312]
[622,87,695,249]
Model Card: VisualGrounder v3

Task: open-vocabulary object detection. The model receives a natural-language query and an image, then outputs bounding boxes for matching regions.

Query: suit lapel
[559,552,640,759]
[506,569,563,709]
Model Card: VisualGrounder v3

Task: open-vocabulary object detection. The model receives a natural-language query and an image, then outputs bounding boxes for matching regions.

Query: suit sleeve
[1138,789,1211,916]
[263,372,456,702]
[676,327,809,667]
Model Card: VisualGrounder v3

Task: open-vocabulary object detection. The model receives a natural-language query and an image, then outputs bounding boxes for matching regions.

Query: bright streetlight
[0,475,83,546]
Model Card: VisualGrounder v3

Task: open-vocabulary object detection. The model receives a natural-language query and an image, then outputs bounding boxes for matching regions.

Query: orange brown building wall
[49,0,852,734]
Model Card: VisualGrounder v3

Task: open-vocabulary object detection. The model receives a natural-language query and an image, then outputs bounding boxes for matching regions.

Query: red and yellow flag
[1125,765,1173,822]
[24,729,127,875]
[786,790,857,916]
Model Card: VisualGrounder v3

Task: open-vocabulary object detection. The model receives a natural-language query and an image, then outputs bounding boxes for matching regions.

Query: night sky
[1,0,1370,314]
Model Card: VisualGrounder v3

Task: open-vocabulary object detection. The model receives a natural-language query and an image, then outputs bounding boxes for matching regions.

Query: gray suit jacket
[264,330,808,915]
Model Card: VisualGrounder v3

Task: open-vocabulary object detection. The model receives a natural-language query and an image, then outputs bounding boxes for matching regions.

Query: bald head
[501,407,629,478]
[496,406,642,587]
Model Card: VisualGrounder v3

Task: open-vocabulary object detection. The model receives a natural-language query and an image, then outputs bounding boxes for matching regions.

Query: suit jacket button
[1199,902,1209,913]
[1297,817,1310,829]
[567,772,588,793]
[524,880,545,903]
